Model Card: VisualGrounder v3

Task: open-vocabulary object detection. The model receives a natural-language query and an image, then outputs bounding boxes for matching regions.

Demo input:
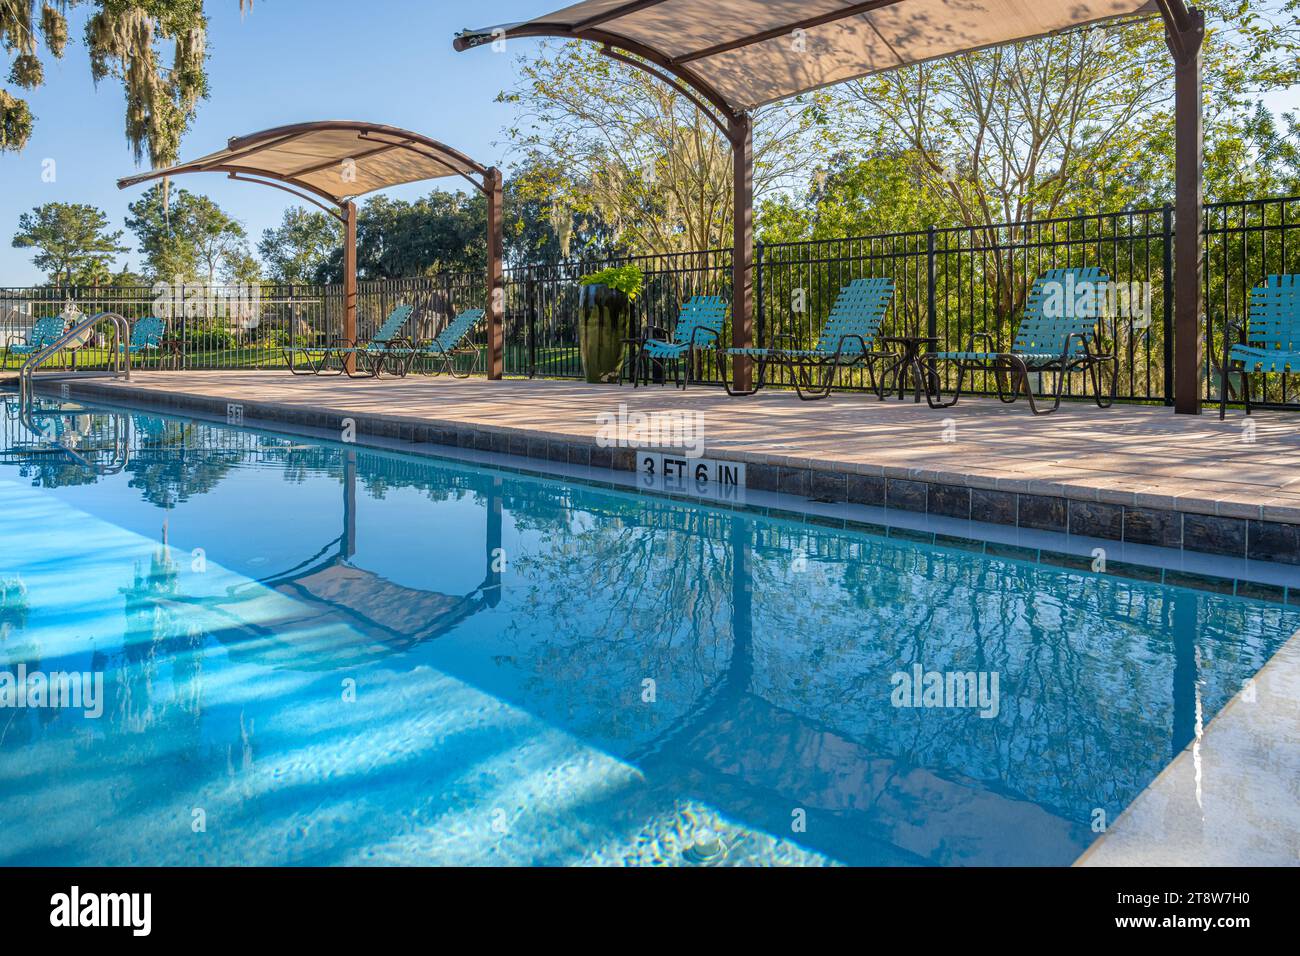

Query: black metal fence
[4,194,1300,405]
[1204,197,1300,406]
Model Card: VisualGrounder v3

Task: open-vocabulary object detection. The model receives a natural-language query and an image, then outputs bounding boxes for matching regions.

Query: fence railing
[4,195,1300,405]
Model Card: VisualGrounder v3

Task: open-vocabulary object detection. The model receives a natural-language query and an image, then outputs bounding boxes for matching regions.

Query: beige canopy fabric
[117,121,489,205]
[457,0,1159,114]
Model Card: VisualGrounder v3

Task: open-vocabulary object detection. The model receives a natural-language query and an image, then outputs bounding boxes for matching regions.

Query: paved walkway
[58,370,1300,523]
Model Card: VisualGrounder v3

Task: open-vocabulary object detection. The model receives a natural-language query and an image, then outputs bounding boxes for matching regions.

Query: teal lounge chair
[627,295,727,389]
[720,277,896,399]
[119,316,167,359]
[282,304,414,378]
[1220,274,1300,420]
[924,267,1118,415]
[395,308,485,377]
[3,315,66,368]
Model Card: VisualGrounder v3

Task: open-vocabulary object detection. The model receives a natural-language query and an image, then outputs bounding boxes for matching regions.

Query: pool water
[1,394,1296,866]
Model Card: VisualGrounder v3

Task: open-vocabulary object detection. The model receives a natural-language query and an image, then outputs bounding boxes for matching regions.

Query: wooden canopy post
[730,113,755,392]
[343,200,359,376]
[1162,2,1206,414]
[486,166,505,380]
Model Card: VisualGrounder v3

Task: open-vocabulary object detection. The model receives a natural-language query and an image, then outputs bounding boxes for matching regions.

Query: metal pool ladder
[18,311,132,402]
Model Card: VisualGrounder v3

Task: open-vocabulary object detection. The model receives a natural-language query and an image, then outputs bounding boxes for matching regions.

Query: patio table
[879,335,940,403]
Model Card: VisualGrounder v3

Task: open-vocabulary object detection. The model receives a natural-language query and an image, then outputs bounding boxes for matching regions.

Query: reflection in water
[0,395,1295,866]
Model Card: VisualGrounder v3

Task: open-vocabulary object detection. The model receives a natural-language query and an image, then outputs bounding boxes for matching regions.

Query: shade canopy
[456,0,1159,118]
[117,120,490,209]
[118,120,507,380]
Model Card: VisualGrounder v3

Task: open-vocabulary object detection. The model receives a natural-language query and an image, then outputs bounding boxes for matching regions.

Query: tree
[1,1,236,165]
[759,150,954,244]
[258,207,341,284]
[186,195,248,284]
[220,248,260,285]
[504,154,619,263]
[813,0,1300,321]
[125,184,249,283]
[316,190,488,282]
[11,202,126,284]
[501,41,826,256]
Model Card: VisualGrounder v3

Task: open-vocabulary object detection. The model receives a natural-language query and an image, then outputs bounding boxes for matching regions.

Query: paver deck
[1078,627,1300,866]
[41,370,1300,524]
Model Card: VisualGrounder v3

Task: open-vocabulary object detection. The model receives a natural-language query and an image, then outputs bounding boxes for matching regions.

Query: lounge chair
[1219,274,1300,420]
[119,316,167,360]
[923,266,1118,415]
[719,277,896,400]
[282,304,414,377]
[3,315,66,368]
[393,308,485,377]
[625,295,727,388]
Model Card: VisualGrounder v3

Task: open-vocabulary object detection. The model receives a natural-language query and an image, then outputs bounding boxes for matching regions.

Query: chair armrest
[1058,331,1093,363]
[688,325,721,348]
[830,334,869,360]
[966,331,996,352]
[1221,315,1246,338]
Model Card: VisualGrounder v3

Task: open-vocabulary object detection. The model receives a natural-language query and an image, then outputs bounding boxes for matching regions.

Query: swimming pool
[1,393,1296,866]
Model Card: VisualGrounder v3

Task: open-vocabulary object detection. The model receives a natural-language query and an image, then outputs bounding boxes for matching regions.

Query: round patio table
[879,335,940,403]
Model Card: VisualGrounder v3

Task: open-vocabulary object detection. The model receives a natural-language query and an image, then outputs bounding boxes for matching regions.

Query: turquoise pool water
[1,394,1297,866]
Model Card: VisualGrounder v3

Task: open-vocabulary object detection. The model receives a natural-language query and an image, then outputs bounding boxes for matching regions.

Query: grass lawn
[3,343,587,377]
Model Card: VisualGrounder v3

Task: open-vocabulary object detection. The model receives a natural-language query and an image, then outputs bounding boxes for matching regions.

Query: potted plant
[577,265,643,384]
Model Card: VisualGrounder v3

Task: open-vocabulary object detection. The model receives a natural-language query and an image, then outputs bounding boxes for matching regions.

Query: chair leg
[1017,359,1061,415]
[792,362,834,401]
[1091,357,1117,409]
[630,343,645,388]
[864,356,886,400]
[720,353,763,397]
[925,359,965,409]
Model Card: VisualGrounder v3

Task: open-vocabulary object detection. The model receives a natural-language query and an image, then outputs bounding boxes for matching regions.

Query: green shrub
[579,265,644,301]
[184,325,239,352]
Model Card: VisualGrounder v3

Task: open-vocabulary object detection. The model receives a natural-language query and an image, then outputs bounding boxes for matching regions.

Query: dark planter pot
[578,283,630,384]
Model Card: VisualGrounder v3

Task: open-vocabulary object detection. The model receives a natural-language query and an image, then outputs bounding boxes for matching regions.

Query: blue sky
[3,1,1298,285]
[0,0,549,284]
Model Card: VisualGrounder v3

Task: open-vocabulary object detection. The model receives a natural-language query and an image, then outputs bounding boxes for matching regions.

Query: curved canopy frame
[456,0,1204,405]
[119,121,506,379]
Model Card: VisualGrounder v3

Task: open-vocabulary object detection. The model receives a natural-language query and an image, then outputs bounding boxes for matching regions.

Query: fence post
[755,241,765,348]
[70,286,79,372]
[179,281,187,370]
[926,226,937,339]
[287,283,296,373]
[526,269,538,378]
[1162,203,1175,406]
